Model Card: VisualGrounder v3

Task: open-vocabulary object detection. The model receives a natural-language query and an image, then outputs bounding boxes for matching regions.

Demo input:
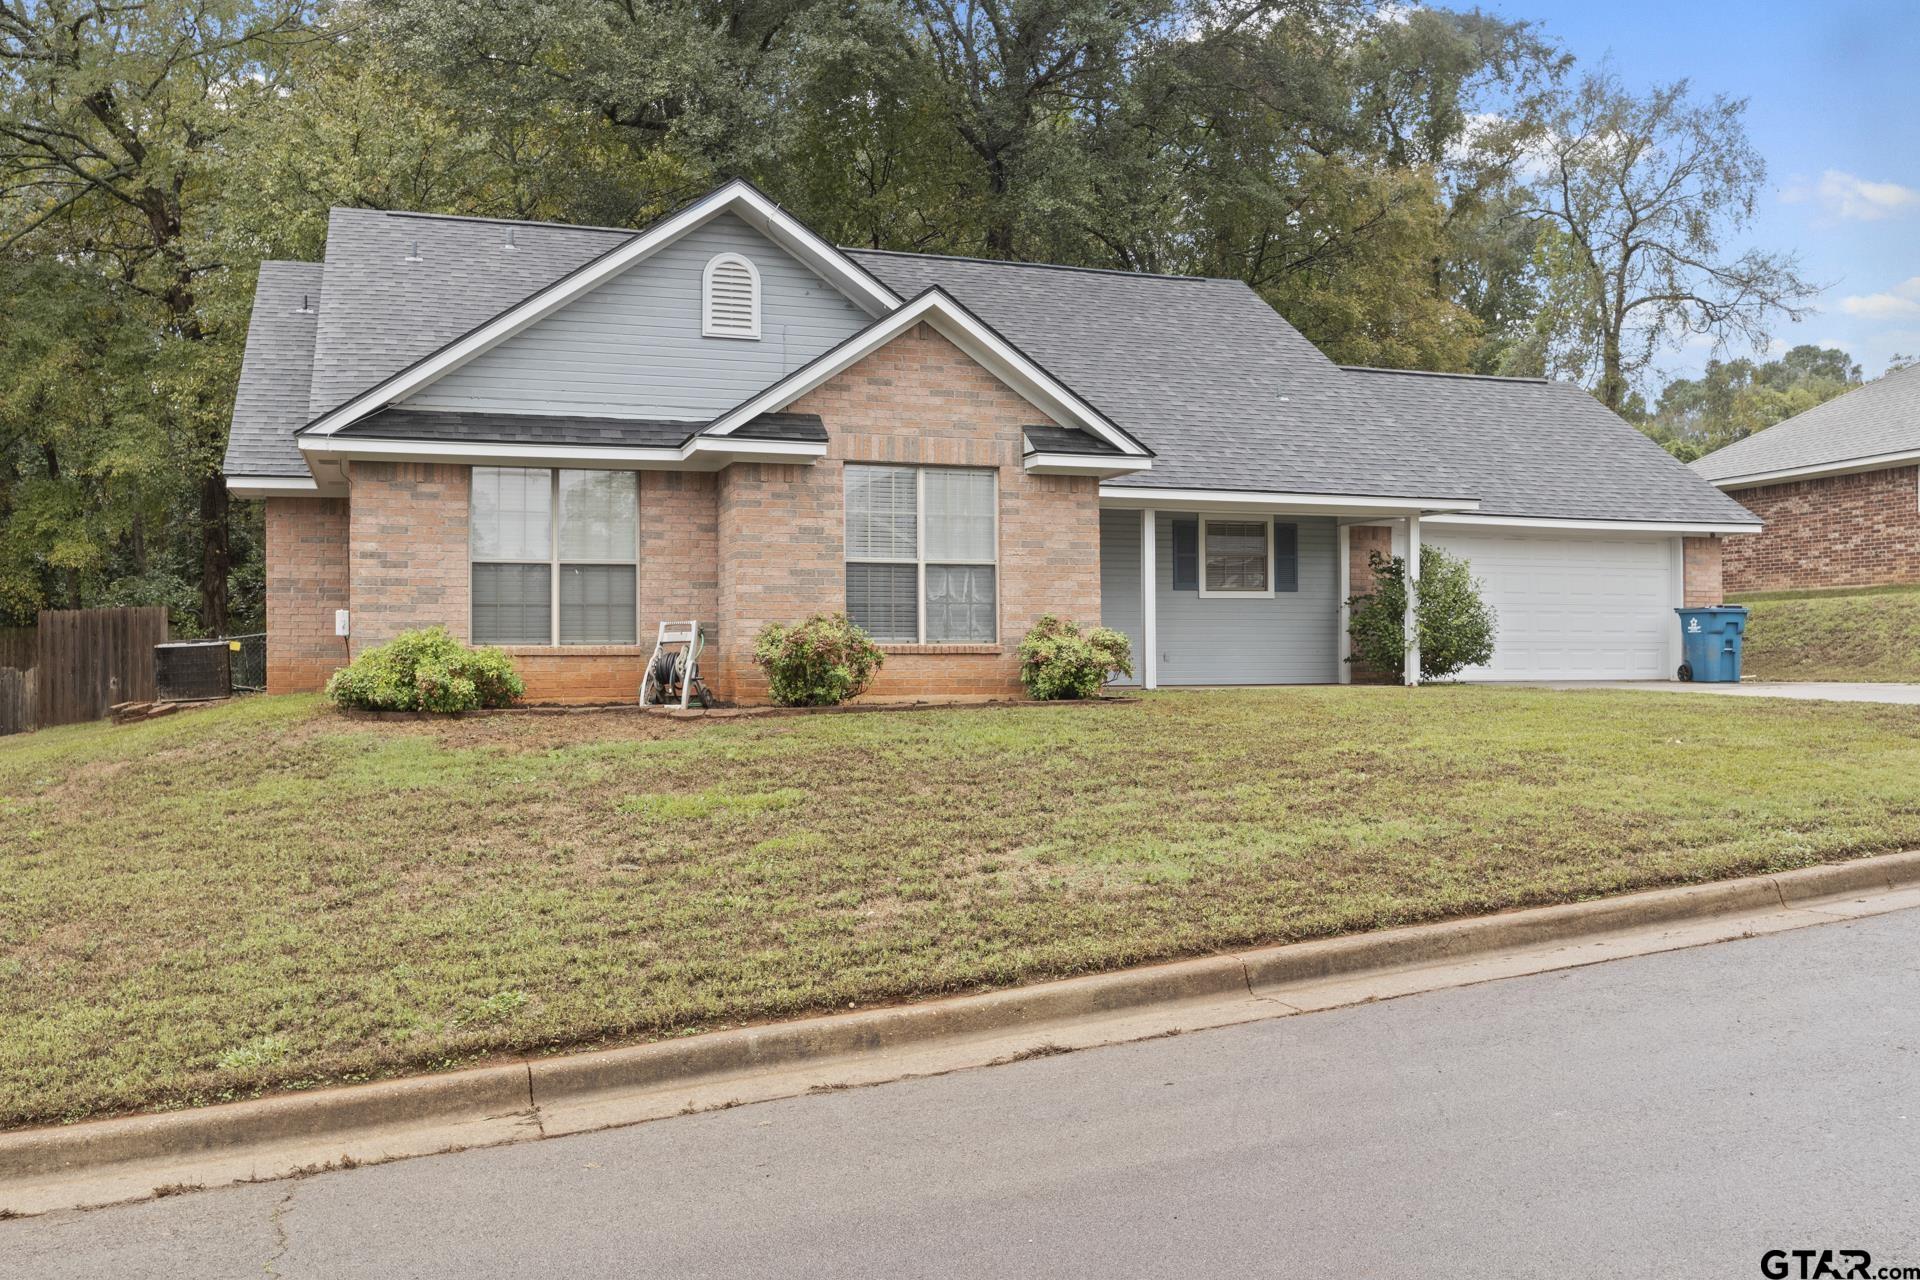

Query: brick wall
[1682,536,1724,606]
[264,497,350,693]
[1721,465,1920,593]
[714,322,1102,701]
[348,461,470,651]
[1347,524,1393,595]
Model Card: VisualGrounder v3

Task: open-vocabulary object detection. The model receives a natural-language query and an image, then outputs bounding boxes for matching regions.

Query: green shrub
[752,613,885,706]
[1345,546,1497,682]
[1018,614,1133,700]
[324,627,525,713]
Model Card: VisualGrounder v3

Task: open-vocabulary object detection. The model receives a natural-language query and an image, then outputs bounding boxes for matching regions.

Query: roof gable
[400,212,872,422]
[303,180,899,437]
[1693,363,1920,485]
[703,288,1151,459]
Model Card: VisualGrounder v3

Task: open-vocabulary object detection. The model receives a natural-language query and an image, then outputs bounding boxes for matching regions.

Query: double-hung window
[471,467,639,645]
[844,464,997,643]
[1198,518,1275,597]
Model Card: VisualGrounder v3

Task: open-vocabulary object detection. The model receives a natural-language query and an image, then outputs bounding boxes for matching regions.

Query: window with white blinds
[844,464,997,643]
[471,468,639,644]
[702,253,761,339]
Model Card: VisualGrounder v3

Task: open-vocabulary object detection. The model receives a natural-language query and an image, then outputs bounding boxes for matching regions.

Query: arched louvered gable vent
[702,253,761,339]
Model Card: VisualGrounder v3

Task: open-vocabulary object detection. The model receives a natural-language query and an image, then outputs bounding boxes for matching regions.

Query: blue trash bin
[1675,606,1748,682]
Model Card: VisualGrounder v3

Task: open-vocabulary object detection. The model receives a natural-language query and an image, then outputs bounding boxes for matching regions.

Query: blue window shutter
[1171,518,1198,590]
[1274,522,1298,592]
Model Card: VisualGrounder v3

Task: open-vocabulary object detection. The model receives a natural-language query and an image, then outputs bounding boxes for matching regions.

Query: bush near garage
[1346,547,1497,682]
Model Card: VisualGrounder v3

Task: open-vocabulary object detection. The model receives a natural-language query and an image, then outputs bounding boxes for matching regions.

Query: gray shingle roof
[222,261,321,476]
[1023,423,1122,455]
[1692,363,1920,484]
[1337,368,1760,525]
[224,199,1751,525]
[845,250,1476,502]
[339,408,828,447]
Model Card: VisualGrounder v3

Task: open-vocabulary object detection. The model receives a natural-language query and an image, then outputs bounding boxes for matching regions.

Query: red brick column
[1682,536,1724,606]
[264,496,351,693]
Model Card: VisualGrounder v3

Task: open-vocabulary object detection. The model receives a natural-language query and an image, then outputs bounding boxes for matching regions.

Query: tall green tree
[0,0,318,631]
[1504,74,1817,411]
[1639,344,1862,461]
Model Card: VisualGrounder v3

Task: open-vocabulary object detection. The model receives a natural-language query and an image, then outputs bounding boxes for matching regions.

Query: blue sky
[1479,0,1920,384]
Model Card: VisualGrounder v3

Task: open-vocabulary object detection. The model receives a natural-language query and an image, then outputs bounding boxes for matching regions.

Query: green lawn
[1733,584,1920,682]
[5,687,1920,1130]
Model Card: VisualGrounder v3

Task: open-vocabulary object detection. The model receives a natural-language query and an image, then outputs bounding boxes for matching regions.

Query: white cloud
[1782,170,1920,221]
[1840,277,1920,319]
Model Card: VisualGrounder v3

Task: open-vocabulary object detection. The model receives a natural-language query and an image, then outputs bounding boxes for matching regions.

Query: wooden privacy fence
[0,626,34,671]
[0,607,169,734]
[0,666,33,736]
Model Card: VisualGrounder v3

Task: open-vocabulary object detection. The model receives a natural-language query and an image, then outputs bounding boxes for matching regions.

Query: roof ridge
[1341,364,1552,385]
[845,245,1225,283]
[372,209,638,236]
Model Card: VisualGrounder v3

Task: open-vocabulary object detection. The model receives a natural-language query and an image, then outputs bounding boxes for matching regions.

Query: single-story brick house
[224,180,1757,702]
[1692,364,1920,593]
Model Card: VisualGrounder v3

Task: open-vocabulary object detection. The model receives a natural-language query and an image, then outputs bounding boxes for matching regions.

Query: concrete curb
[6,849,1919,1202]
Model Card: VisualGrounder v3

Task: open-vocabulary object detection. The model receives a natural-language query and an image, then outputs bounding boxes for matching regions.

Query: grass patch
[1730,586,1920,682]
[4,687,1920,1128]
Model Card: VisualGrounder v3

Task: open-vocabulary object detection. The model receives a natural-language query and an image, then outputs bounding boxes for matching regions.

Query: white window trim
[702,252,761,340]
[470,468,641,647]
[1197,516,1276,599]
[844,464,999,644]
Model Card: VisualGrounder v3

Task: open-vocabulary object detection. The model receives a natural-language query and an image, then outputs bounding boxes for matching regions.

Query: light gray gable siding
[405,214,873,420]
[1099,508,1339,685]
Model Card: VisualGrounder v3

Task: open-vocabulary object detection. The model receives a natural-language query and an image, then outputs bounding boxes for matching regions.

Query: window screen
[926,565,996,642]
[472,468,637,645]
[846,562,918,642]
[845,465,996,643]
[559,565,637,644]
[1204,521,1270,593]
[472,563,552,645]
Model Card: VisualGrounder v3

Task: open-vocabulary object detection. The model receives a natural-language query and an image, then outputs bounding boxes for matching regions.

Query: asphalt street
[7,908,1919,1279]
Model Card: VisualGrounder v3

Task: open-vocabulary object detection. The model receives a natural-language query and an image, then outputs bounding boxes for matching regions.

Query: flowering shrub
[1018,614,1133,700]
[752,613,885,706]
[324,627,524,713]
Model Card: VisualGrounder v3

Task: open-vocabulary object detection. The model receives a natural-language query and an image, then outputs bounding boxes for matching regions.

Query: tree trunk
[199,470,230,635]
[1599,325,1627,413]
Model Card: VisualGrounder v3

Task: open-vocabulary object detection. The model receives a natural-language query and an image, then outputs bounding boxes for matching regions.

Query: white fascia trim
[706,291,1150,459]
[304,181,901,438]
[1098,485,1478,514]
[1704,448,1920,490]
[225,474,320,497]
[1023,452,1152,478]
[301,433,824,470]
[1420,513,1762,535]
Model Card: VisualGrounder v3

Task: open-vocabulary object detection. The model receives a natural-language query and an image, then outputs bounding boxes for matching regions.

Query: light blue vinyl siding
[1099,509,1146,681]
[1098,508,1339,685]
[406,213,875,420]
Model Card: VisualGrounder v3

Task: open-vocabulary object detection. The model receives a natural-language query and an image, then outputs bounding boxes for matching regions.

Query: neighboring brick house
[224,181,1757,701]
[1693,365,1920,593]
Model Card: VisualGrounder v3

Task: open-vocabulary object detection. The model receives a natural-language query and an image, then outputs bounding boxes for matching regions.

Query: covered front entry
[1099,509,1341,685]
[1419,526,1680,681]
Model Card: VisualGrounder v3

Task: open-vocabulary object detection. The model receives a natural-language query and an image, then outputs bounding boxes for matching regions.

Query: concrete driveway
[1530,680,1920,705]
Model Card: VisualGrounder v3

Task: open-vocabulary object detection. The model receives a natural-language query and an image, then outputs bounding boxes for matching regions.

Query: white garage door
[1423,529,1677,680]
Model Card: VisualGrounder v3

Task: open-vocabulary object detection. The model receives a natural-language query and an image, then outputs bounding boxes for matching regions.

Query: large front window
[1199,518,1273,597]
[471,468,638,645]
[844,464,997,643]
